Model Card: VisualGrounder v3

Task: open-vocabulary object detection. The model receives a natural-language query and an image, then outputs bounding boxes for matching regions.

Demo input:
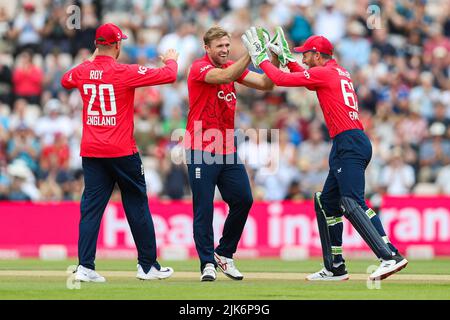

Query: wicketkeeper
[242,26,408,281]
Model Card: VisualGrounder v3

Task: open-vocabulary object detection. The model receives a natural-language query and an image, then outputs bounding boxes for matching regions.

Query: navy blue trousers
[79,153,158,273]
[321,129,372,216]
[187,150,253,271]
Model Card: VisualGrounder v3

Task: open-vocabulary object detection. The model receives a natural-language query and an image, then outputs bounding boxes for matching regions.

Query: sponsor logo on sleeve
[303,70,310,79]
[200,65,213,73]
[138,65,148,75]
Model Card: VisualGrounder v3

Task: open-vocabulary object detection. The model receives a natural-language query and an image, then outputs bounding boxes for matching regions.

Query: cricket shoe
[214,253,243,280]
[369,254,408,281]
[200,263,217,282]
[136,264,174,280]
[75,265,106,283]
[306,264,349,281]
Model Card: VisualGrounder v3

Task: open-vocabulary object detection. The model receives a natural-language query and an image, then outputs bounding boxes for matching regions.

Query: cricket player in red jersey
[61,23,179,282]
[186,26,278,281]
[242,27,408,281]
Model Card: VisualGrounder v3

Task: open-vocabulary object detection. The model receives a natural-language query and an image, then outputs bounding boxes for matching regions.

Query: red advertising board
[0,197,449,258]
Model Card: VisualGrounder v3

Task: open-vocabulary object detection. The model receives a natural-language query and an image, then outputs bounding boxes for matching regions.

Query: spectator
[314,0,346,44]
[284,179,307,200]
[409,71,442,120]
[162,106,186,136]
[371,28,397,58]
[297,126,330,195]
[123,31,158,63]
[0,6,13,54]
[419,122,450,182]
[43,52,68,98]
[6,159,40,200]
[41,5,75,56]
[34,99,74,146]
[396,104,428,149]
[8,98,40,131]
[6,124,40,174]
[436,164,450,195]
[12,50,43,105]
[429,102,450,138]
[9,2,45,55]
[337,20,371,72]
[0,159,9,199]
[0,62,13,106]
[288,0,313,45]
[157,21,201,76]
[423,24,450,59]
[380,147,415,195]
[0,106,8,163]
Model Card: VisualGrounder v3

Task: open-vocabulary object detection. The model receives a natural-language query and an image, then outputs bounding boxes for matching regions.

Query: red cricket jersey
[61,55,177,157]
[186,54,249,154]
[260,59,363,138]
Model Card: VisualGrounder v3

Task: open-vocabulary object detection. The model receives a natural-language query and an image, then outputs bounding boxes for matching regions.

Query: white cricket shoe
[75,265,106,283]
[369,254,408,281]
[136,264,174,280]
[214,253,243,280]
[306,264,349,281]
[200,263,217,282]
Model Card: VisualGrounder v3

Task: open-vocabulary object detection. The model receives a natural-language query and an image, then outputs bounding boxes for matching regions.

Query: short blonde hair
[203,26,230,46]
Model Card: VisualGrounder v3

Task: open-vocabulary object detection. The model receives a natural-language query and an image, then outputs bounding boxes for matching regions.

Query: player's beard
[212,51,228,66]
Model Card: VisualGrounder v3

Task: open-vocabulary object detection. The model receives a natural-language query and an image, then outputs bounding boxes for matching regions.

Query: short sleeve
[61,66,79,89]
[236,68,250,83]
[189,60,215,83]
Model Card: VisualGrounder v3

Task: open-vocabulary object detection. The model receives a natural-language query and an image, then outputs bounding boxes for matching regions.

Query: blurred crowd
[0,0,449,202]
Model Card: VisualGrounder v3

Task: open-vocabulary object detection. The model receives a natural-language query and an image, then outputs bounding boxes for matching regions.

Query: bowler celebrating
[61,23,178,282]
[186,26,277,282]
[242,27,408,281]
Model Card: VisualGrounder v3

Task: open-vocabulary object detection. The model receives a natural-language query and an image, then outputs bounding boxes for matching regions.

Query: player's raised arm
[204,51,251,84]
[61,66,79,89]
[124,49,179,88]
[242,27,327,89]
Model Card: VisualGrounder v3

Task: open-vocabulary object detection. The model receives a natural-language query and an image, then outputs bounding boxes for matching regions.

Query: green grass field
[0,258,449,300]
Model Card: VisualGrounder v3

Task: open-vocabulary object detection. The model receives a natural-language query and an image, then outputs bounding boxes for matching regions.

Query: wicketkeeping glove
[269,26,296,67]
[241,26,269,68]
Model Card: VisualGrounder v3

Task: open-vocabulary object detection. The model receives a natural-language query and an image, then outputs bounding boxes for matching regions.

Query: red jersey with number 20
[186,54,249,154]
[61,55,177,157]
[260,59,363,138]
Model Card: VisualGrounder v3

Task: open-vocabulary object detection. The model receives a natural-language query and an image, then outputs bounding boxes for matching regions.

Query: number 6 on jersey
[340,79,358,111]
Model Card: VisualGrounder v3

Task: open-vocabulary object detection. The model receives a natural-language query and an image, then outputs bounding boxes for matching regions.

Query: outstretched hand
[241,26,270,68]
[268,27,296,67]
[160,49,179,64]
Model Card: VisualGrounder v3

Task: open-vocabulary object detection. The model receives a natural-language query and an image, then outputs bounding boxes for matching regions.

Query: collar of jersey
[93,55,116,62]
[203,53,224,68]
[324,59,337,67]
